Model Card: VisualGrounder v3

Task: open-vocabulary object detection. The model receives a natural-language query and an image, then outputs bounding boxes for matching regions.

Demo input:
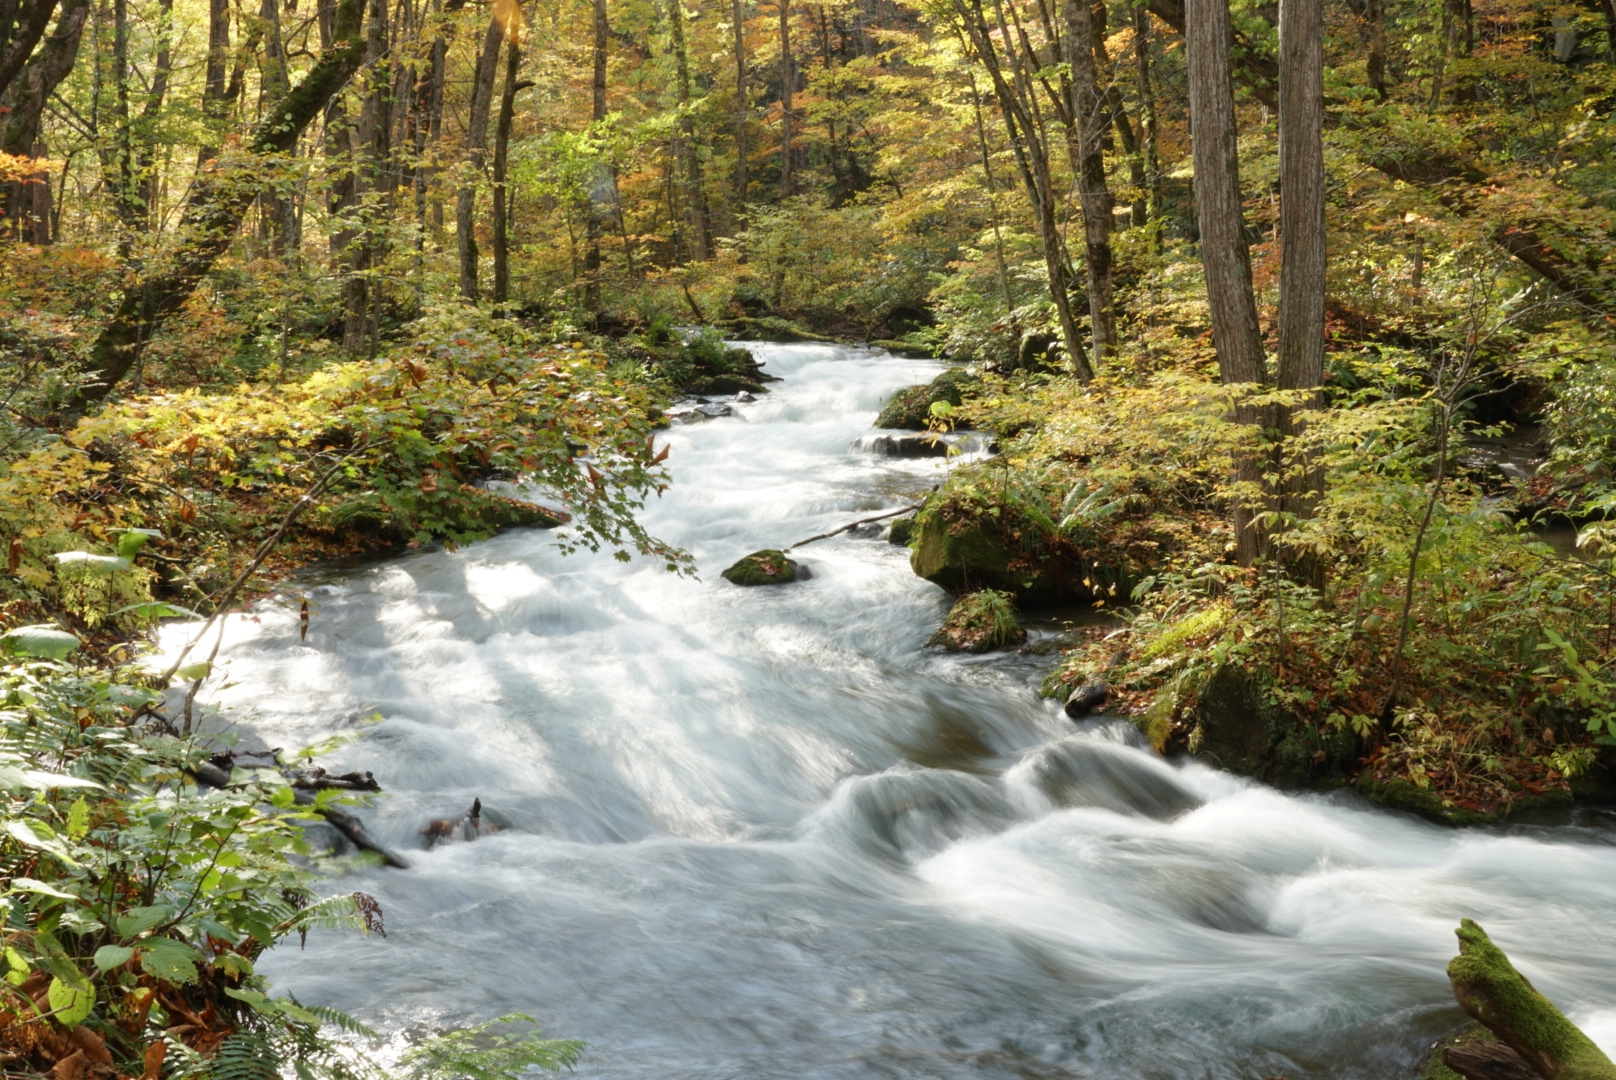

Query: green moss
[720,549,800,586]
[870,338,939,358]
[887,516,916,546]
[1359,778,1575,826]
[875,368,979,429]
[1447,919,1616,1080]
[1414,1024,1500,1080]
[928,590,1026,653]
[1191,666,1357,788]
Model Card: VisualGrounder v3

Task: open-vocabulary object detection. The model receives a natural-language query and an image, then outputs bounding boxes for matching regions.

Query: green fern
[399,1015,585,1080]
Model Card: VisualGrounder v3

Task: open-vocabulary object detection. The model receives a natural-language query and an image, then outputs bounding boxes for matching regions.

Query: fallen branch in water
[786,501,927,551]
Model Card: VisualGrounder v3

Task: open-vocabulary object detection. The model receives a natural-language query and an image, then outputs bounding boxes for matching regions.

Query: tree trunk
[1186,0,1267,563]
[76,0,368,404]
[1448,920,1616,1080]
[343,0,389,353]
[584,0,606,314]
[667,0,709,259]
[1275,0,1325,573]
[491,13,521,305]
[455,0,505,301]
[968,72,1017,342]
[953,0,1094,382]
[196,0,231,161]
[1061,0,1116,360]
[256,0,294,254]
[1134,1,1161,241]
[0,0,60,101]
[0,0,87,233]
[778,0,793,197]
[732,0,748,203]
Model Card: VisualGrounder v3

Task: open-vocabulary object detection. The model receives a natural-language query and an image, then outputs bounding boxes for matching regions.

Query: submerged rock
[875,368,980,430]
[721,549,801,586]
[1064,681,1110,718]
[928,590,1026,653]
[868,433,949,458]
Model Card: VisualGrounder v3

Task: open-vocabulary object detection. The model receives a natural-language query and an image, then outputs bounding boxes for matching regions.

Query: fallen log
[786,502,925,551]
[1447,919,1616,1080]
[1445,1039,1541,1080]
[187,758,409,869]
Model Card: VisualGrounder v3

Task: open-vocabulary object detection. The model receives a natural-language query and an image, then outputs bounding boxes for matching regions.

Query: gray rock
[1064,682,1110,718]
[869,433,949,458]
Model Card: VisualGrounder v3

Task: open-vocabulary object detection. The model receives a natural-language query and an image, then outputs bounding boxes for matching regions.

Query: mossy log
[1447,919,1616,1080]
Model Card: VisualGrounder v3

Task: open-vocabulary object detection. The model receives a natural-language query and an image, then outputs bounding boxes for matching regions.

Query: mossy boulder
[908,502,1113,606]
[721,549,800,586]
[887,516,916,546]
[928,590,1026,653]
[1187,665,1357,788]
[875,368,979,430]
[1357,776,1574,826]
[870,338,939,359]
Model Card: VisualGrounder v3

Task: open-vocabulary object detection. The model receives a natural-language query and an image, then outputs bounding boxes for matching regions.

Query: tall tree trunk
[197,0,230,160]
[953,0,1094,382]
[491,9,521,305]
[1134,1,1161,242]
[584,0,605,314]
[257,0,295,254]
[0,0,62,101]
[1276,0,1325,569]
[731,0,748,203]
[778,0,792,197]
[1186,0,1267,563]
[1061,0,1116,360]
[667,0,709,259]
[77,0,368,404]
[455,0,505,300]
[0,0,88,232]
[1351,0,1387,99]
[343,0,389,352]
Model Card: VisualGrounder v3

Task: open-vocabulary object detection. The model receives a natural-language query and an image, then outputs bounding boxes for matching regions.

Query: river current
[178,343,1616,1079]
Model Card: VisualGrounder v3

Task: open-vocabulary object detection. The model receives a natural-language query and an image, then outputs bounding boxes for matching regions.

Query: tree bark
[0,0,59,101]
[196,0,229,159]
[1134,2,1161,241]
[1061,0,1115,360]
[343,0,390,352]
[1448,920,1616,1080]
[667,0,709,259]
[731,0,748,203]
[952,0,1093,382]
[76,0,368,404]
[584,0,606,314]
[778,0,793,197]
[0,0,86,235]
[455,0,505,301]
[491,12,521,305]
[1186,0,1267,563]
[1275,0,1325,572]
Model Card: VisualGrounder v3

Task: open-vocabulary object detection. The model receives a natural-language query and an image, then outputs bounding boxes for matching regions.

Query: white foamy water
[174,344,1616,1079]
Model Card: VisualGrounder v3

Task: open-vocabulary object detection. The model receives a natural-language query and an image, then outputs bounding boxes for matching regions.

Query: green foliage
[928,589,1025,652]
[399,1015,585,1080]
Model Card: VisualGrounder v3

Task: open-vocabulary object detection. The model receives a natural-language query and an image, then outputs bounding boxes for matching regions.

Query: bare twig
[786,502,925,551]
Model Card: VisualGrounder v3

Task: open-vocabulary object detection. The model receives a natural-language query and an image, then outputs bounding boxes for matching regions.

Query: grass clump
[928,589,1026,652]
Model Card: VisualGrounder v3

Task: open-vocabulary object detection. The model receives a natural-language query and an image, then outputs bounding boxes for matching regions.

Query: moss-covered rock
[686,374,768,395]
[887,516,916,546]
[875,368,979,430]
[1188,665,1357,788]
[1412,1024,1528,1080]
[870,338,939,358]
[1358,777,1575,826]
[908,501,1110,606]
[928,590,1026,653]
[720,549,801,586]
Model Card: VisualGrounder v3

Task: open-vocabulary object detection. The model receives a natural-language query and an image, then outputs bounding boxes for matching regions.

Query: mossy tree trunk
[1448,920,1616,1080]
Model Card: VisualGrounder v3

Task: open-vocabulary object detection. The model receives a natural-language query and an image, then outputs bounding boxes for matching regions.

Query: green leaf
[107,684,164,708]
[47,976,94,1027]
[110,602,200,621]
[10,877,79,901]
[216,952,253,979]
[114,528,162,560]
[66,797,90,840]
[116,905,171,938]
[174,661,212,682]
[4,946,29,985]
[0,624,81,660]
[52,551,133,575]
[93,945,134,973]
[138,938,201,985]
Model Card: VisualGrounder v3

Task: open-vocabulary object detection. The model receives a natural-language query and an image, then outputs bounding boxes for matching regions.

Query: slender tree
[667,0,710,258]
[1060,0,1115,359]
[778,0,793,196]
[584,0,606,314]
[1186,0,1267,562]
[731,0,748,202]
[455,0,506,300]
[491,5,523,304]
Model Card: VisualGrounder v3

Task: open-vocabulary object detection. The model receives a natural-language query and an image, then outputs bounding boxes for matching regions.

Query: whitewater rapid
[177,343,1616,1079]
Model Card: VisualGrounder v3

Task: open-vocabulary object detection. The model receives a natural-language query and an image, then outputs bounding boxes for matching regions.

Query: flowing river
[181,343,1616,1080]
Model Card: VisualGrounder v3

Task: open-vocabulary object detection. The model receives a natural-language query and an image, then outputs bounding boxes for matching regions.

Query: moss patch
[928,590,1026,653]
[875,368,979,430]
[721,549,801,586]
